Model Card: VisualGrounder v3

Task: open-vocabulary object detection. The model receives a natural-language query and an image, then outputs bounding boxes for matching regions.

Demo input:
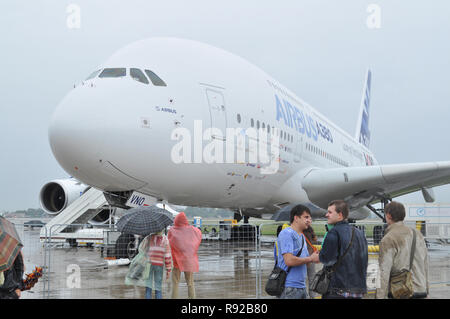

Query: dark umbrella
[0,216,23,272]
[116,206,174,236]
[270,204,296,221]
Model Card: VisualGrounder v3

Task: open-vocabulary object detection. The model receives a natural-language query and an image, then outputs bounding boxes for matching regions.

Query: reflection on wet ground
[13,223,450,299]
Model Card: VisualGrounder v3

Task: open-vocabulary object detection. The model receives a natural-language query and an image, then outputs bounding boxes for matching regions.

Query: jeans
[148,265,163,291]
[279,287,308,299]
[145,287,162,299]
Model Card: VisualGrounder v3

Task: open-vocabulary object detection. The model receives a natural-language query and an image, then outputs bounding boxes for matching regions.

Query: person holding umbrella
[0,216,25,299]
[0,251,24,299]
[120,206,174,299]
[168,212,202,299]
[144,230,172,299]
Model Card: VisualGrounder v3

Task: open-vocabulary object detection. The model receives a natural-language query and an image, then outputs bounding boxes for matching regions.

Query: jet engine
[39,178,114,224]
[39,178,89,214]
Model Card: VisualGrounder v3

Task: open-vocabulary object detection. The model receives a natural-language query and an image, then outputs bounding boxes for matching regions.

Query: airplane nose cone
[49,87,107,181]
[48,82,156,190]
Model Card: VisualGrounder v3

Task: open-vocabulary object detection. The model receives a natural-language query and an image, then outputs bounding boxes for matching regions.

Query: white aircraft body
[41,38,450,221]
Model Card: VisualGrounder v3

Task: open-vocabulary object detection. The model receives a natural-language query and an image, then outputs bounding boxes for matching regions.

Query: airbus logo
[274,94,333,143]
[155,106,177,114]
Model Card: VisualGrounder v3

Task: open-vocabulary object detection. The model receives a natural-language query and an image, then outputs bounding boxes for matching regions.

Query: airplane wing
[301,161,450,210]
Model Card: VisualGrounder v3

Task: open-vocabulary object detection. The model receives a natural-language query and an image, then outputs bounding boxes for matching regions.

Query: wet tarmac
[9,219,450,299]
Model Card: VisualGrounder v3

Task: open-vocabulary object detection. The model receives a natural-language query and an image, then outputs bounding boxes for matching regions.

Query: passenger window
[86,69,101,80]
[237,114,241,124]
[251,119,254,127]
[144,70,167,86]
[99,68,126,78]
[130,68,149,84]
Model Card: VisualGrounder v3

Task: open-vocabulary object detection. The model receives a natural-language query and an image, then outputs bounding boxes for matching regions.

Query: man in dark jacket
[0,251,24,299]
[311,200,368,298]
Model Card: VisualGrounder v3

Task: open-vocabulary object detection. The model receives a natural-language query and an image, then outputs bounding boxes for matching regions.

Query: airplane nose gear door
[205,88,227,141]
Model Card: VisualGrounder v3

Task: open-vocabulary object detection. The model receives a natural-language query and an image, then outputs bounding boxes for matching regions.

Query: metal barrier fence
[43,223,120,299]
[195,223,259,298]
[4,218,450,299]
[14,220,262,299]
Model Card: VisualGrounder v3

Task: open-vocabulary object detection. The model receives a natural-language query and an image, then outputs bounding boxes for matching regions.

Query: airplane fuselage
[49,38,377,219]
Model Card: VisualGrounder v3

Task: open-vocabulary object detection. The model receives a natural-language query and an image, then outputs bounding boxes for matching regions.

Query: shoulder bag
[310,227,355,295]
[265,233,305,297]
[389,229,416,299]
[126,251,147,280]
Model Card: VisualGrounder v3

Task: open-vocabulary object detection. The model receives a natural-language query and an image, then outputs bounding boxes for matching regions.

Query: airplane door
[205,88,227,140]
[293,135,303,163]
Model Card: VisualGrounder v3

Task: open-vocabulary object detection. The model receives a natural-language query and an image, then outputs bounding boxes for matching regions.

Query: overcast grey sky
[1,0,449,212]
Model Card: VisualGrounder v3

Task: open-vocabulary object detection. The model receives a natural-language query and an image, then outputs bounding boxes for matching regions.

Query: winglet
[355,69,372,148]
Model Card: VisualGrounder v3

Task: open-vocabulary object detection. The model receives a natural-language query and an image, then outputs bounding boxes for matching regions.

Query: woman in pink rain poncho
[168,212,202,299]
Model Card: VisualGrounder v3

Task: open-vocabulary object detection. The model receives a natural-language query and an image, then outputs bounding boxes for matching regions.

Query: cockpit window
[144,69,167,86]
[130,68,149,84]
[99,68,126,78]
[85,69,101,80]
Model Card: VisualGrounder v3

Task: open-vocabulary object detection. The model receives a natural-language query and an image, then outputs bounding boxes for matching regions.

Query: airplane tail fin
[355,69,372,148]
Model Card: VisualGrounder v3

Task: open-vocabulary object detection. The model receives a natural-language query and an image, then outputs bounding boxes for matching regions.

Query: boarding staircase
[40,188,109,239]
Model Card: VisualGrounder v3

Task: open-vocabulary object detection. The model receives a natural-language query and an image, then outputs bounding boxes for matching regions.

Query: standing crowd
[1,201,430,300]
[272,200,429,299]
[125,212,202,299]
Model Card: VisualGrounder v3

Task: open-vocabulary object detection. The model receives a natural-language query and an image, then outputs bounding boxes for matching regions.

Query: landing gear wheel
[234,212,243,223]
[115,234,138,259]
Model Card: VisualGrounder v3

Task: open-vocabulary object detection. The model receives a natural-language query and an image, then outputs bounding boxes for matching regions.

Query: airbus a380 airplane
[40,37,450,222]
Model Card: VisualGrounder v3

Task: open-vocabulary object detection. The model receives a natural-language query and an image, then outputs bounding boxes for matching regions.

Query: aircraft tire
[115,234,138,259]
